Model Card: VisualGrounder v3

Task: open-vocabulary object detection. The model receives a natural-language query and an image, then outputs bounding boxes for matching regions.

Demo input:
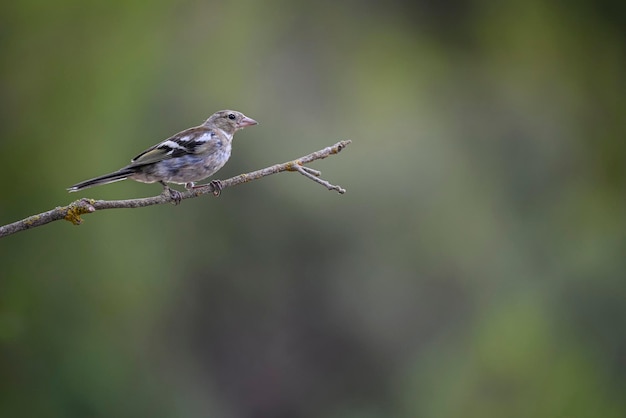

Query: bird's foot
[169,188,183,204]
[190,180,223,197]
[208,180,223,197]
[160,181,183,205]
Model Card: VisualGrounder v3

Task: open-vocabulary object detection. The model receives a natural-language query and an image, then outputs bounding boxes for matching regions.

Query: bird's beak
[238,116,258,128]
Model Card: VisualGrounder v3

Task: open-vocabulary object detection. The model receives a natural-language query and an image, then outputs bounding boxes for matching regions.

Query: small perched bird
[68,110,258,202]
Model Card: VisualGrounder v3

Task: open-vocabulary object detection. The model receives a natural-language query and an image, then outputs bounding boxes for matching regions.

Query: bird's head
[206,110,258,135]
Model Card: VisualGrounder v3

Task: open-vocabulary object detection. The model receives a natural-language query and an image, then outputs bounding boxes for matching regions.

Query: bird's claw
[169,188,183,205]
[210,180,223,197]
[188,180,223,197]
[160,181,183,205]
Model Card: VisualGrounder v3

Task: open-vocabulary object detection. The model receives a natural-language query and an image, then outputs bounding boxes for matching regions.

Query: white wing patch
[193,132,216,143]
[159,140,187,150]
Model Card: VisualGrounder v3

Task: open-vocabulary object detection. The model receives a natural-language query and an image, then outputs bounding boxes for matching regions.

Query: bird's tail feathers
[67,168,134,192]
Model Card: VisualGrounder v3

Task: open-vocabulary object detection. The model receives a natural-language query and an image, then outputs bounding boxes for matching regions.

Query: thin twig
[0,140,351,238]
[292,165,346,194]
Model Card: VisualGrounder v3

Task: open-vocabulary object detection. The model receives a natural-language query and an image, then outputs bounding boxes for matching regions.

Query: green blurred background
[1,1,625,417]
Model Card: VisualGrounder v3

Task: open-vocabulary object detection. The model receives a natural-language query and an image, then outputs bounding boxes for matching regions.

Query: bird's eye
[228,113,236,120]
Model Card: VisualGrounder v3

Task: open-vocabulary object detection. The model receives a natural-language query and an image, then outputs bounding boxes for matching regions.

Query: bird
[68,110,258,203]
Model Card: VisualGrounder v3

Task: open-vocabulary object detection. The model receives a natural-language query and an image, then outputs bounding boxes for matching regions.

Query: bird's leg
[188,180,223,197]
[160,181,183,205]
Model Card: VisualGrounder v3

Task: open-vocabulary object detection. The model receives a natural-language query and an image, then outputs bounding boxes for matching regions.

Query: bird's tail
[67,168,135,192]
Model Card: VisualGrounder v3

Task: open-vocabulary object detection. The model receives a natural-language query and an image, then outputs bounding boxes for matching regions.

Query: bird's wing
[130,126,215,166]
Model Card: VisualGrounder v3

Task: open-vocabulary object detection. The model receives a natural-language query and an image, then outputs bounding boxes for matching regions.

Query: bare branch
[0,140,351,238]
[291,165,346,194]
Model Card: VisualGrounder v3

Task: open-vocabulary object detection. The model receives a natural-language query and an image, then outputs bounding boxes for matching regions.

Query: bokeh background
[1,1,625,417]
